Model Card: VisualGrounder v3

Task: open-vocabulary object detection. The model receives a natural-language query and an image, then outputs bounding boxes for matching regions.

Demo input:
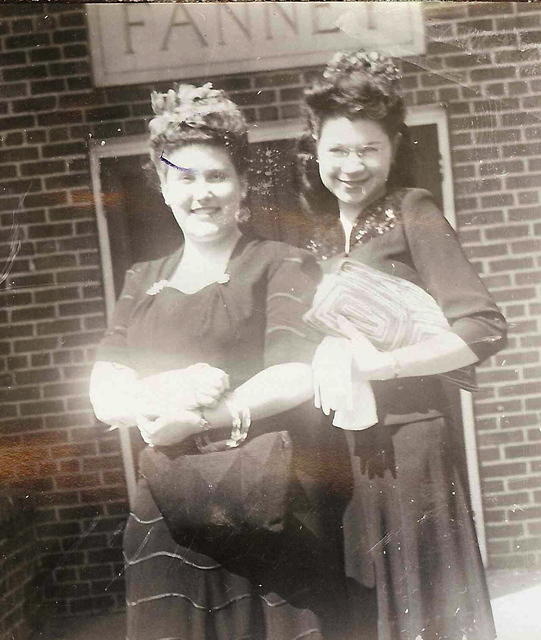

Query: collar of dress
[305,188,406,261]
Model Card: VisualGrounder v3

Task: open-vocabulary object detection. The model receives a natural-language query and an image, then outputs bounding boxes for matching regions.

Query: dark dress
[305,188,507,640]
[96,235,353,640]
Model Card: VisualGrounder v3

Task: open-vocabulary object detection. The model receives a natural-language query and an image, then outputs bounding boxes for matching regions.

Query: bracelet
[198,408,212,433]
[224,395,251,448]
[194,408,212,452]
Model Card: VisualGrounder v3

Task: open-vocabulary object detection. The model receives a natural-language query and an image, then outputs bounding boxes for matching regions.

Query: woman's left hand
[137,410,202,447]
[336,316,395,381]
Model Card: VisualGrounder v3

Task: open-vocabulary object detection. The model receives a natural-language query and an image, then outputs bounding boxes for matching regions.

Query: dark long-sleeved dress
[96,235,353,640]
[306,188,507,640]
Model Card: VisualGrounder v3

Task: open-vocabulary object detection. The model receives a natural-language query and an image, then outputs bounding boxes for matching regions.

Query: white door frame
[89,105,487,564]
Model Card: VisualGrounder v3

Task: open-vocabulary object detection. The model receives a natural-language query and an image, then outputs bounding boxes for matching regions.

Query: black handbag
[139,430,293,546]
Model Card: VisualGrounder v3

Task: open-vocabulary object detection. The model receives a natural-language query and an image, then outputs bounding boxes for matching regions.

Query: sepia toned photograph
[0,2,540,639]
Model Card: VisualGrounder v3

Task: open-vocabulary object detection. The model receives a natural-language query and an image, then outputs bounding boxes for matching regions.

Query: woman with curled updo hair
[90,83,354,639]
[299,51,507,639]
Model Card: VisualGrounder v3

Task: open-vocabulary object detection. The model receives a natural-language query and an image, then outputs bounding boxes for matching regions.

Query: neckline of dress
[306,188,404,261]
[161,234,250,296]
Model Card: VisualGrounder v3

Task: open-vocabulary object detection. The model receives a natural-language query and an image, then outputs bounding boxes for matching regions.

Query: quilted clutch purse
[303,258,477,391]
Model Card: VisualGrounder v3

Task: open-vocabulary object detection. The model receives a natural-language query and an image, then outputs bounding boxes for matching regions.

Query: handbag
[303,258,477,391]
[139,430,293,548]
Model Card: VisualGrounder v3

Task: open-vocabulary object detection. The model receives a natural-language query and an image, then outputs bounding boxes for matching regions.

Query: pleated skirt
[343,416,497,640]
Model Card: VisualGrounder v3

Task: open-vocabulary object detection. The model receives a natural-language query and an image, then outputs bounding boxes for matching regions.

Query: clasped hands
[135,363,229,447]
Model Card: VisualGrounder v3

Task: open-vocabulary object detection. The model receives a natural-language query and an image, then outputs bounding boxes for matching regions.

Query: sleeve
[264,247,323,368]
[402,189,507,362]
[94,263,145,368]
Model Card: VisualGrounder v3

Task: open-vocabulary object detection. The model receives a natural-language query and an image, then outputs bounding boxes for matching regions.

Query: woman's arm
[137,362,313,447]
[89,361,140,427]
[90,361,231,427]
[205,362,313,424]
[342,190,507,382]
[402,189,507,362]
[90,262,147,426]
[335,319,478,382]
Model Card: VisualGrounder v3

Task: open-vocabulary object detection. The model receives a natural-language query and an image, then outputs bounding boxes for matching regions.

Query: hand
[137,409,202,447]
[138,364,229,414]
[336,316,395,381]
[185,363,230,407]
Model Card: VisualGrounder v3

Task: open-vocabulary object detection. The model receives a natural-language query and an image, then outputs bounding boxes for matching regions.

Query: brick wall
[0,0,540,618]
[0,495,40,640]
[415,1,541,570]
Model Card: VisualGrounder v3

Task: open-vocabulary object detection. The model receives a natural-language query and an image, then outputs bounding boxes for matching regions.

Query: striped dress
[96,235,354,640]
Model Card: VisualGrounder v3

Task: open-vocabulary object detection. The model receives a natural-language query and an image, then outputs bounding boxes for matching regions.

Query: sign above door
[86,2,425,88]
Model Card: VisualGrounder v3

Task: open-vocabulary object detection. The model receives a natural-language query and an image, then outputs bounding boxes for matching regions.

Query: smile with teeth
[191,207,219,215]
[339,178,367,188]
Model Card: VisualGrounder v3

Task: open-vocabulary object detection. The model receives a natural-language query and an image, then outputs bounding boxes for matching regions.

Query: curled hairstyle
[148,83,249,183]
[298,50,416,220]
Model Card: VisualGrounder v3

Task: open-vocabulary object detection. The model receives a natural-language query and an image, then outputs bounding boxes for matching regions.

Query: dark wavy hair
[297,57,417,221]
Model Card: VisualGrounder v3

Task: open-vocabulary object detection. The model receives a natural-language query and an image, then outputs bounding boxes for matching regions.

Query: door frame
[89,104,487,564]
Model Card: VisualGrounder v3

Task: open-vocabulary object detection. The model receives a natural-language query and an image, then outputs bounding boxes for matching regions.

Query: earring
[235,207,251,224]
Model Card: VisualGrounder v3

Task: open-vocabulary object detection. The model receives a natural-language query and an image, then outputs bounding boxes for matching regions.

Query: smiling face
[316,116,395,216]
[160,143,245,243]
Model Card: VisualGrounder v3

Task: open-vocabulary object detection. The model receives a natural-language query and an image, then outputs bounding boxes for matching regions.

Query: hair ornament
[323,50,401,96]
[149,82,247,141]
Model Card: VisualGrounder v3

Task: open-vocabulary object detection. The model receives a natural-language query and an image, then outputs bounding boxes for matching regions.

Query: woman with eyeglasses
[298,50,507,640]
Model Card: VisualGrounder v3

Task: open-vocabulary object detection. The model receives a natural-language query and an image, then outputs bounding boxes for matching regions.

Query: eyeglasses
[322,146,380,161]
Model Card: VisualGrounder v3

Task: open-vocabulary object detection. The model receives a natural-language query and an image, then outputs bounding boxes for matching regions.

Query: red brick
[43,380,88,399]
[50,443,97,458]
[485,226,530,243]
[34,491,79,508]
[486,524,524,538]
[490,257,535,272]
[36,521,81,539]
[58,458,80,473]
[55,473,100,490]
[493,287,538,303]
[498,382,541,398]
[479,447,500,463]
[70,595,115,614]
[506,444,541,460]
[78,565,112,580]
[58,504,103,521]
[14,369,60,385]
[500,414,539,429]
[80,488,126,504]
[486,492,530,508]
[37,319,81,336]
[484,510,506,524]
[469,32,518,49]
[19,400,65,416]
[482,462,528,478]
[503,142,541,158]
[508,506,541,521]
[465,244,507,259]
[509,476,541,491]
